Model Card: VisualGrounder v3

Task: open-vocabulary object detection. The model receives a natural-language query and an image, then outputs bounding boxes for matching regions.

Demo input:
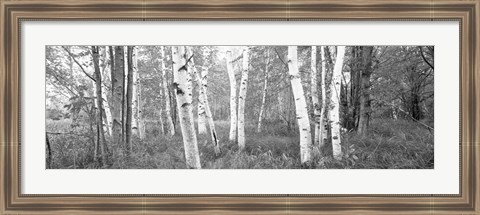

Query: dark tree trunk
[46,134,52,168]
[346,46,361,131]
[411,92,422,120]
[109,46,115,96]
[92,46,108,166]
[112,46,125,148]
[89,105,97,162]
[357,46,374,136]
[340,79,349,129]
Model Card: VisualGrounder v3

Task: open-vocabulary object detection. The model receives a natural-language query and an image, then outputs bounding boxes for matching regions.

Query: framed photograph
[1,0,479,214]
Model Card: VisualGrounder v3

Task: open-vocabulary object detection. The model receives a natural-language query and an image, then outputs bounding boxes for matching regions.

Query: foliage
[46,45,435,169]
[48,119,433,169]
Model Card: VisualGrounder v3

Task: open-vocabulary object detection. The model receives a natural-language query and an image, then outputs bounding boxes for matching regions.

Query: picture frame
[1,0,478,214]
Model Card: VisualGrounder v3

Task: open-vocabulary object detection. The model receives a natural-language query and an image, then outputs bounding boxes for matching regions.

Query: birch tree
[197,86,208,136]
[159,46,176,136]
[186,47,207,135]
[256,48,269,133]
[101,63,113,137]
[187,47,220,154]
[195,72,208,136]
[137,82,145,139]
[237,46,250,150]
[95,46,113,137]
[112,46,125,147]
[319,46,328,147]
[330,46,346,160]
[92,46,107,165]
[225,49,237,142]
[125,46,134,153]
[287,46,313,165]
[122,47,128,144]
[89,81,99,162]
[158,97,165,135]
[130,46,140,137]
[172,46,201,169]
[201,47,220,154]
[197,65,221,155]
[311,46,321,147]
[109,46,115,96]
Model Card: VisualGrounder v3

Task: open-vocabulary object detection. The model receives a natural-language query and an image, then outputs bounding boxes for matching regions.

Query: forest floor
[47,118,434,169]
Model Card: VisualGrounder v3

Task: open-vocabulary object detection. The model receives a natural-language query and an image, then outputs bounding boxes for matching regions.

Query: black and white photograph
[46,45,434,169]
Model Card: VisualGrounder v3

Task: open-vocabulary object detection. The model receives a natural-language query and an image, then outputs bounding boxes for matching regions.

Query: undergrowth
[47,118,434,169]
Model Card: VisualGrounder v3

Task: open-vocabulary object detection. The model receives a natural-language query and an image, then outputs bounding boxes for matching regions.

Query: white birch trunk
[237,46,250,150]
[256,49,269,133]
[102,94,113,137]
[99,47,113,137]
[172,46,201,169]
[319,46,328,148]
[160,46,176,136]
[132,46,140,137]
[157,68,165,135]
[134,48,146,139]
[311,46,321,148]
[288,46,313,165]
[196,66,221,155]
[330,46,346,160]
[158,105,165,135]
[197,84,207,135]
[226,49,237,142]
[186,47,207,135]
[101,75,112,136]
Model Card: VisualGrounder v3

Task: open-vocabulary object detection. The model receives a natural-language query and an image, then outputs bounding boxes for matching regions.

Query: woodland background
[46,45,434,169]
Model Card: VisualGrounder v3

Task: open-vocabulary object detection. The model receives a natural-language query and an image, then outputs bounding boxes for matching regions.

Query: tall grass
[319,119,434,169]
[47,118,434,169]
[46,119,96,168]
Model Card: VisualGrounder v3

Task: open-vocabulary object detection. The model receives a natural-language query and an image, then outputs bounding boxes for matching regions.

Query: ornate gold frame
[1,0,479,214]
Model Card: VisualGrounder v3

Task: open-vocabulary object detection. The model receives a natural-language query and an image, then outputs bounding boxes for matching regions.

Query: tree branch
[418,46,434,70]
[274,48,288,68]
[62,46,96,82]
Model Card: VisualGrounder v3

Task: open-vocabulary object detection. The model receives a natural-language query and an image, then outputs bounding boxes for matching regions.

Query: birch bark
[256,49,269,133]
[196,66,221,155]
[92,46,107,165]
[287,46,313,165]
[330,46,346,160]
[131,46,140,137]
[225,49,237,142]
[172,46,201,169]
[319,46,328,147]
[311,46,321,147]
[237,46,250,150]
[186,47,207,134]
